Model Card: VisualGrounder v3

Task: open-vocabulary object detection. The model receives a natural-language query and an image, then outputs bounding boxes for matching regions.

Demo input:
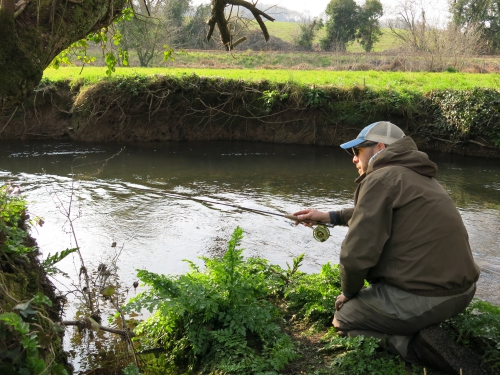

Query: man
[294,121,482,374]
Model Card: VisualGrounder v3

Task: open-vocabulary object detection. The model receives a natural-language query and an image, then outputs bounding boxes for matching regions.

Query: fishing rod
[159,191,334,242]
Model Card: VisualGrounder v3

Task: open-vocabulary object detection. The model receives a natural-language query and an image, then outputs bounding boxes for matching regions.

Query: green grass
[43,66,500,93]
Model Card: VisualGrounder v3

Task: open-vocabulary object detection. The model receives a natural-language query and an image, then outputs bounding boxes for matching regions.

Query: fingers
[292,209,315,216]
[292,209,315,226]
[335,294,350,311]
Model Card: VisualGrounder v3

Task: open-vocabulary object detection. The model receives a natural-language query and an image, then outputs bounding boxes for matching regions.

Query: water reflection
[1,140,499,370]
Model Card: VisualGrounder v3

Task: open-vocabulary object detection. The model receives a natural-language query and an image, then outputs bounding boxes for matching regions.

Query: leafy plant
[0,186,34,255]
[322,330,410,375]
[429,88,500,147]
[125,227,297,373]
[284,262,342,325]
[0,293,67,375]
[305,86,330,108]
[445,299,500,371]
[261,89,289,112]
[42,248,79,277]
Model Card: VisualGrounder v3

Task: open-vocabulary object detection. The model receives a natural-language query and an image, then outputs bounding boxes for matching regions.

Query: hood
[366,137,437,178]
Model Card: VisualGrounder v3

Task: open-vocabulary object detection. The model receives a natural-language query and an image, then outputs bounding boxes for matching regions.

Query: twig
[61,319,135,337]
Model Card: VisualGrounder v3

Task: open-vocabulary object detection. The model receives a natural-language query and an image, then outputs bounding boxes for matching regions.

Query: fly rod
[159,191,334,242]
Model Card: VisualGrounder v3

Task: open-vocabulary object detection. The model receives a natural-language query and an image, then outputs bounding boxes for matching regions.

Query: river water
[1,140,500,370]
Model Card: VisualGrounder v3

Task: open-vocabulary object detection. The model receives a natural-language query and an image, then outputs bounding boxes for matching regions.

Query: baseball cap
[340,121,405,149]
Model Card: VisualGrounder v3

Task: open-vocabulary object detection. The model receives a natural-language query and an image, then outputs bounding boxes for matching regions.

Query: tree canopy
[452,0,500,53]
[320,0,383,52]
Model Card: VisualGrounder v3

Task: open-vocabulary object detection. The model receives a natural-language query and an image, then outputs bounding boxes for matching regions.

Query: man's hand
[335,293,350,311]
[292,209,330,227]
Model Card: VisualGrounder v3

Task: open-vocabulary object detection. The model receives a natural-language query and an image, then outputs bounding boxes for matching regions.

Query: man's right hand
[292,209,330,227]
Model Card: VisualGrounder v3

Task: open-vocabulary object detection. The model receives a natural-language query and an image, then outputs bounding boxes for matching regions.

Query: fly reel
[313,225,330,242]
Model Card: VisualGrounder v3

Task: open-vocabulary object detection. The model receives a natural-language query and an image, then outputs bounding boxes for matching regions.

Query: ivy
[429,88,500,146]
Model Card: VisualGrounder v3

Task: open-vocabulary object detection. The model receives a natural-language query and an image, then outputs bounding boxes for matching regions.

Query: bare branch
[207,0,274,50]
[13,0,29,19]
[61,319,136,338]
[227,0,275,21]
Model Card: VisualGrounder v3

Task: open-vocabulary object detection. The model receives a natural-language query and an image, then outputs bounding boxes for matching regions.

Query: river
[1,140,499,371]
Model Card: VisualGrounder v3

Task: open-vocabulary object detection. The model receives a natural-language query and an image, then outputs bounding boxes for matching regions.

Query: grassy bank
[18,69,499,157]
[43,67,500,93]
[0,187,70,374]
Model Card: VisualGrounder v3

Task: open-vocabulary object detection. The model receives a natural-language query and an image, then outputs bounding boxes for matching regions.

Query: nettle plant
[125,227,296,374]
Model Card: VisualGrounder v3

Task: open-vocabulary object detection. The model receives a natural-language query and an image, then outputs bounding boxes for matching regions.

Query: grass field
[43,66,500,93]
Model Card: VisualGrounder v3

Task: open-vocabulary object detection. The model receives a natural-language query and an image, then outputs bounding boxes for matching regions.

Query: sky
[192,0,451,20]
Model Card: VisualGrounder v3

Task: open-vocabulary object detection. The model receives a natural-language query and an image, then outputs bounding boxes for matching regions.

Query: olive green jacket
[336,137,480,297]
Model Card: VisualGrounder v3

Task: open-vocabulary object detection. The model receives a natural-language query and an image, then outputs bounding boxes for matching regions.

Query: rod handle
[284,214,300,221]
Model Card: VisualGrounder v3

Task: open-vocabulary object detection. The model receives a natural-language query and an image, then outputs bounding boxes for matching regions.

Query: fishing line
[158,191,334,242]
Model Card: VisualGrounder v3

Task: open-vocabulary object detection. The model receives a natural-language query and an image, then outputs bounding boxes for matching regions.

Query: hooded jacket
[337,137,480,297]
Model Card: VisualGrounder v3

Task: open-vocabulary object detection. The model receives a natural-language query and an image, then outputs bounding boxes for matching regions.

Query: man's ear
[377,143,387,151]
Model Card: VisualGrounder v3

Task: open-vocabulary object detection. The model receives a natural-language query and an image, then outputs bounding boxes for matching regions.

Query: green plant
[42,248,78,277]
[445,299,500,371]
[322,330,410,375]
[122,363,142,375]
[261,89,289,112]
[430,88,500,147]
[0,186,34,255]
[284,262,342,325]
[305,86,330,108]
[0,294,68,375]
[125,227,297,373]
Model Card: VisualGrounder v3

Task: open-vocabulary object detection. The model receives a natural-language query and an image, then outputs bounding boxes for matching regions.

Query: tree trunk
[0,0,127,114]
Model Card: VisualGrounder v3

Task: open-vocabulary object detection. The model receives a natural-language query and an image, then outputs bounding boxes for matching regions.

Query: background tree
[451,0,500,54]
[184,3,219,49]
[294,17,323,51]
[119,1,166,67]
[356,0,383,52]
[389,0,485,70]
[320,0,359,51]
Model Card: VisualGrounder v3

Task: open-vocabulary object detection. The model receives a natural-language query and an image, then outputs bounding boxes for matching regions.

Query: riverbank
[0,69,500,159]
[0,187,71,374]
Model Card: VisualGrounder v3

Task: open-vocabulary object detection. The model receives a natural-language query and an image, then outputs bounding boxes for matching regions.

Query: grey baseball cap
[340,121,405,149]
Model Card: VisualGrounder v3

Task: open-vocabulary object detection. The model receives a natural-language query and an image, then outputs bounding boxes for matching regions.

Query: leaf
[18,306,38,319]
[100,286,116,297]
[89,317,101,332]
[14,300,32,311]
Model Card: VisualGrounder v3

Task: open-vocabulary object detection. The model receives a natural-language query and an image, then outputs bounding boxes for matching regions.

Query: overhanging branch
[207,0,275,51]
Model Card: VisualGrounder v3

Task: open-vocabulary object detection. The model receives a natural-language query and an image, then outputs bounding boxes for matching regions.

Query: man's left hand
[335,293,350,311]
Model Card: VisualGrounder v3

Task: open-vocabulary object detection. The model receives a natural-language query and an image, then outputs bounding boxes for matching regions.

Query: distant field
[43,67,500,93]
[260,22,401,52]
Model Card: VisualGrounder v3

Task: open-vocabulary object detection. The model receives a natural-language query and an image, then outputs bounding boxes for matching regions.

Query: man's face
[352,143,381,175]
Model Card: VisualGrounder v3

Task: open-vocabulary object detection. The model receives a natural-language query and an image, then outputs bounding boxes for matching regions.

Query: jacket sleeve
[340,176,393,296]
[329,207,354,226]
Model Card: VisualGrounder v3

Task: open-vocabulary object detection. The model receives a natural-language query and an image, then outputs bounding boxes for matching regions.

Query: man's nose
[352,155,359,163]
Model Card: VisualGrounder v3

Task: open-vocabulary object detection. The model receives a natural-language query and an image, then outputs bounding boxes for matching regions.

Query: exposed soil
[0,81,499,160]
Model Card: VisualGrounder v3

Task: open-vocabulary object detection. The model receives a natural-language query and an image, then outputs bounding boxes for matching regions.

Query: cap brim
[340,138,365,149]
